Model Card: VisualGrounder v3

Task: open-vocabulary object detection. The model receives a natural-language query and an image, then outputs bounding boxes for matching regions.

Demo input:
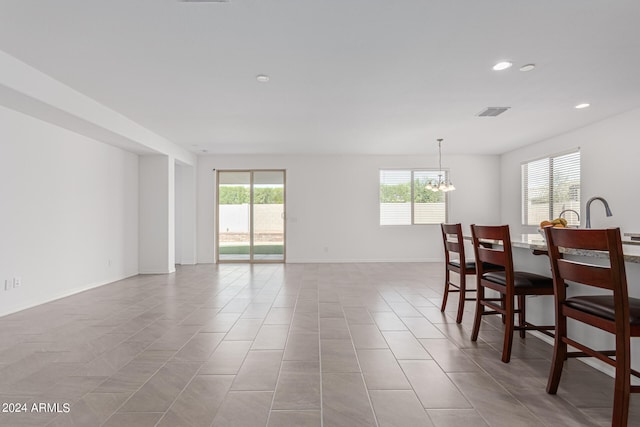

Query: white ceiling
[1,0,639,155]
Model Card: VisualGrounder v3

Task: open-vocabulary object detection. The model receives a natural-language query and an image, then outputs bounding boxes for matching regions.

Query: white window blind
[380,169,448,225]
[522,150,580,226]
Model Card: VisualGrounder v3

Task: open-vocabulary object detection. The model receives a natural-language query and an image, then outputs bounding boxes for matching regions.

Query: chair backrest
[470,224,515,281]
[544,227,629,322]
[441,223,465,265]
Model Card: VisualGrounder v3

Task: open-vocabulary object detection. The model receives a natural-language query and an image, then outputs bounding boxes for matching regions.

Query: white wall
[175,162,197,265]
[0,105,138,316]
[197,154,500,263]
[500,107,640,380]
[0,49,197,316]
[501,107,640,235]
[139,155,175,274]
[175,164,183,264]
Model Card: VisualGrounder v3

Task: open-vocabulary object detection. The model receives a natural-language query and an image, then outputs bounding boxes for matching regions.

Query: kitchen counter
[463,231,640,382]
[624,232,640,242]
[466,233,640,264]
[520,233,640,264]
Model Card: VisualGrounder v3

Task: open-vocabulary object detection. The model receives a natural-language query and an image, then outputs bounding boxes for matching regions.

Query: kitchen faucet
[559,209,580,225]
[585,196,613,228]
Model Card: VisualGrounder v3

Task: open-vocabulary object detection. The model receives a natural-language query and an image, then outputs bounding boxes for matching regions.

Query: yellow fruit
[550,217,568,226]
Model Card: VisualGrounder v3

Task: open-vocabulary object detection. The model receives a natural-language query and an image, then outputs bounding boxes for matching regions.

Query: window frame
[521,148,581,227]
[379,168,450,226]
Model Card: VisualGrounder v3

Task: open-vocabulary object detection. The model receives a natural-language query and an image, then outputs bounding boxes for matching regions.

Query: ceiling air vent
[477,107,510,117]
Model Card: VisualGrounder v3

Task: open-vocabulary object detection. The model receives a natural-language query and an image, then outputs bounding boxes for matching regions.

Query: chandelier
[425,138,455,192]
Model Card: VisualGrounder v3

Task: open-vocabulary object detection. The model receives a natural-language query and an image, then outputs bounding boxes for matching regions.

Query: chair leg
[611,330,631,427]
[440,267,450,313]
[455,272,466,324]
[546,316,567,394]
[471,283,484,342]
[502,295,514,363]
[518,295,526,339]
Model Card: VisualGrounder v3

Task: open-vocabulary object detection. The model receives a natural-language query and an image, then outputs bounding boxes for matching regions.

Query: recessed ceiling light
[492,61,513,71]
[519,64,536,72]
[575,103,591,109]
[256,74,270,83]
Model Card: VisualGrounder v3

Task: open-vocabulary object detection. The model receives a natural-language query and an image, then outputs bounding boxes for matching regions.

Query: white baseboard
[139,268,176,274]
[0,272,138,318]
[286,258,440,263]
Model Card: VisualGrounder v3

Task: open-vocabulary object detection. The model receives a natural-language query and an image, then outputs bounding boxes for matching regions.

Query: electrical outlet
[13,277,21,288]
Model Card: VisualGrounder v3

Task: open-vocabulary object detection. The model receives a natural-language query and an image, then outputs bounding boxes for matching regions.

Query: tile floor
[0,263,637,426]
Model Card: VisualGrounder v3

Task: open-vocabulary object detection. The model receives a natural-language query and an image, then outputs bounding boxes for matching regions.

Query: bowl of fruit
[538,218,568,237]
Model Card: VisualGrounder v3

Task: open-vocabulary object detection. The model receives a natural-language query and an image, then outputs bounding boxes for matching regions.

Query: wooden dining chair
[544,227,640,427]
[440,223,503,323]
[470,224,555,363]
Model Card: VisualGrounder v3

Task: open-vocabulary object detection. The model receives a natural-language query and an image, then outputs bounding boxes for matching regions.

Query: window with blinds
[380,169,448,225]
[521,150,581,226]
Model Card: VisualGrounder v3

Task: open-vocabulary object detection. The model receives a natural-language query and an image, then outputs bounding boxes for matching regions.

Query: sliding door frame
[216,169,286,264]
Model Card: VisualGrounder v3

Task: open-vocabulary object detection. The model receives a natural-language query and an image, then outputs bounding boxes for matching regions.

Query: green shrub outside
[380,180,445,203]
[219,186,284,204]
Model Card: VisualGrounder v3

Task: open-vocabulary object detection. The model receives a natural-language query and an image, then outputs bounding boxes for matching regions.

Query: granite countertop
[465,233,640,264]
[624,232,640,242]
[515,234,640,264]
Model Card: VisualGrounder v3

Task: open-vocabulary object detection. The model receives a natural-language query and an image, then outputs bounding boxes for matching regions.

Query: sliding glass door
[252,171,285,261]
[216,170,285,263]
[217,171,252,261]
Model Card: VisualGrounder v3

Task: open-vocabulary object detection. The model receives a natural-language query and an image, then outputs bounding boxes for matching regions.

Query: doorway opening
[216,170,285,263]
